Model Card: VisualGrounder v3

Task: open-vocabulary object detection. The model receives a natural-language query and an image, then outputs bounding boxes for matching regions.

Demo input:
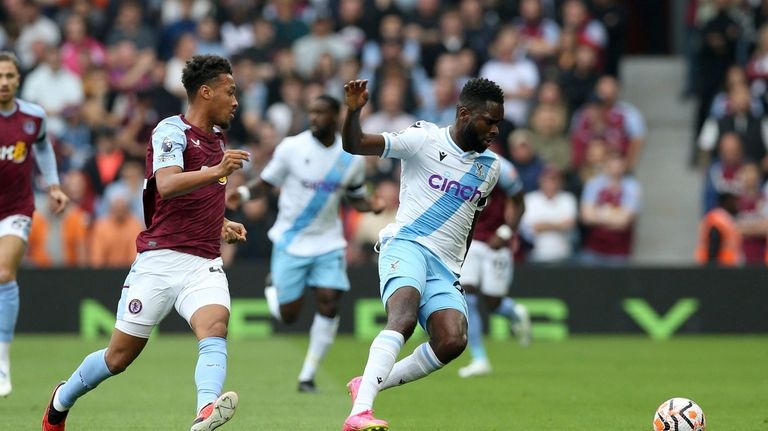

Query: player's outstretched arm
[156,149,249,199]
[342,80,385,156]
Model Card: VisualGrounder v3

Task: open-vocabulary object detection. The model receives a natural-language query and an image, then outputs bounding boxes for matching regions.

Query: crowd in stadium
[3,0,767,268]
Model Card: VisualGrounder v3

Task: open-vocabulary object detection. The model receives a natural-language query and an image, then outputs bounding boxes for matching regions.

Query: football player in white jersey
[227,95,384,393]
[340,78,505,431]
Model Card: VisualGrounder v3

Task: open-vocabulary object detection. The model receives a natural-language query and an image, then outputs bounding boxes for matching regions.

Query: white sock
[350,330,404,415]
[381,342,443,390]
[53,387,67,412]
[298,313,339,382]
[0,342,9,374]
[264,286,282,322]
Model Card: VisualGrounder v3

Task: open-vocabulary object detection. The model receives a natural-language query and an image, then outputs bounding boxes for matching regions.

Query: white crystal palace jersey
[379,121,501,274]
[261,130,366,257]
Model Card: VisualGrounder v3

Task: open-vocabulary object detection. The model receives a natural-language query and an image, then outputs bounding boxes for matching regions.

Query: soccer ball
[653,397,706,431]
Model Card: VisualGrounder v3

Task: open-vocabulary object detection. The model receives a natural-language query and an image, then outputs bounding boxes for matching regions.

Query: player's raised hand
[216,150,250,177]
[344,80,369,111]
[48,185,69,215]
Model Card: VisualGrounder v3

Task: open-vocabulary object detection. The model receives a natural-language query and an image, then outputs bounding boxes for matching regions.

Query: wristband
[237,185,251,202]
[495,225,513,241]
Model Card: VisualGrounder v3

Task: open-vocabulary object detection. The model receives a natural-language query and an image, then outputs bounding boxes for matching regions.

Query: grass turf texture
[2,335,766,430]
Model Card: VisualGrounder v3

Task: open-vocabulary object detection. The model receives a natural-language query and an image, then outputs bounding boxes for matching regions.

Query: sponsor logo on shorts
[128,299,143,314]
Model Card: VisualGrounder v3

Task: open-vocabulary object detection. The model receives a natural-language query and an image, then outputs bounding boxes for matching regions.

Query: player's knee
[316,301,339,318]
[433,332,467,364]
[281,310,300,325]
[204,320,228,339]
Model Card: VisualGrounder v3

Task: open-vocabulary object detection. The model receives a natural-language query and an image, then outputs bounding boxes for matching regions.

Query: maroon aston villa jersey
[0,99,47,219]
[136,115,228,259]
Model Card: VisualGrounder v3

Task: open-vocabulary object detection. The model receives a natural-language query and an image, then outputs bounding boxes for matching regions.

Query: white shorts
[115,249,230,338]
[0,214,32,242]
[459,240,513,297]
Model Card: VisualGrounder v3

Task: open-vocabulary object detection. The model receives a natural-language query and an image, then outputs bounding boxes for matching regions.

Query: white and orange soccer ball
[653,397,706,431]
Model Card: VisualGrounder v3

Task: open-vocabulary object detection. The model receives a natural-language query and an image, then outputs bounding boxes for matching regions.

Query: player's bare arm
[221,218,247,243]
[156,149,249,199]
[342,80,386,156]
[226,177,275,210]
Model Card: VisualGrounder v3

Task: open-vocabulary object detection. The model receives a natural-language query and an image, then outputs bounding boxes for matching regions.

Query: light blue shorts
[271,247,350,304]
[378,238,467,330]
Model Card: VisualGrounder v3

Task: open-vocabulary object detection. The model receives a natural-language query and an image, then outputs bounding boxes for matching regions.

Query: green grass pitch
[2,335,766,430]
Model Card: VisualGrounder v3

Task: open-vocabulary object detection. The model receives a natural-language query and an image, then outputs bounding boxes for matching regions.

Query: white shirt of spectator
[378,121,501,274]
[261,131,367,257]
[21,63,84,136]
[520,189,577,262]
[479,56,540,126]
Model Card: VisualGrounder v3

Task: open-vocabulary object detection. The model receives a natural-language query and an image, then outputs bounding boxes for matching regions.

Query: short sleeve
[581,177,601,205]
[345,157,368,199]
[620,179,642,213]
[152,123,186,173]
[498,158,524,197]
[260,139,291,187]
[622,103,646,139]
[381,121,430,160]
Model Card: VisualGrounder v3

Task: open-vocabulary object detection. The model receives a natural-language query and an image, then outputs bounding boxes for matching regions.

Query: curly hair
[458,77,504,110]
[181,55,233,100]
[316,94,341,114]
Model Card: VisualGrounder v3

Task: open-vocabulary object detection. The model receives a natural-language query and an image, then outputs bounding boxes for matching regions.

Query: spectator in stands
[98,158,144,223]
[460,0,496,65]
[195,15,228,58]
[561,0,607,53]
[361,14,420,75]
[698,84,768,172]
[26,171,90,268]
[21,45,84,136]
[58,106,92,172]
[480,25,540,127]
[157,0,201,60]
[592,0,628,78]
[559,42,600,115]
[746,24,768,112]
[164,32,198,99]
[695,192,743,266]
[520,166,578,263]
[266,74,307,139]
[366,35,423,115]
[89,184,143,268]
[82,127,124,197]
[694,0,740,159]
[529,103,570,172]
[60,13,107,78]
[570,75,646,170]
[420,8,468,78]
[106,39,156,93]
[417,74,457,127]
[508,129,545,192]
[292,13,354,79]
[105,0,155,51]
[15,0,61,70]
[362,78,417,133]
[710,65,763,120]
[571,135,608,196]
[703,132,746,213]
[735,163,768,265]
[580,151,641,265]
[514,0,561,70]
[267,0,310,49]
